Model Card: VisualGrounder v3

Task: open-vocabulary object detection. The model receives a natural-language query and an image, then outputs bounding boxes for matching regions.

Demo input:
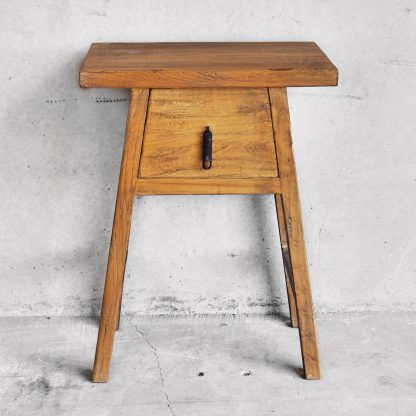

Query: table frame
[91,87,320,382]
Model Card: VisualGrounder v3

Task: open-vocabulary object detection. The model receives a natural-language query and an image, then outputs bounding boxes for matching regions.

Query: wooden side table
[80,42,338,382]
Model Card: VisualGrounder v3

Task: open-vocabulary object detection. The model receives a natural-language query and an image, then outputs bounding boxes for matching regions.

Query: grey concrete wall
[1,0,415,316]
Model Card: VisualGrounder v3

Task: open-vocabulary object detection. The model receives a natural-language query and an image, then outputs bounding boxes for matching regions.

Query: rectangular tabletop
[80,42,338,89]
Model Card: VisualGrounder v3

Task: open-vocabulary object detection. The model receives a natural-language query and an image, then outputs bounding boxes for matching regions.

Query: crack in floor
[132,322,176,416]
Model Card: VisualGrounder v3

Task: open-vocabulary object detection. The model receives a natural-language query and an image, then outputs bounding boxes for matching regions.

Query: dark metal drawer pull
[202,126,213,170]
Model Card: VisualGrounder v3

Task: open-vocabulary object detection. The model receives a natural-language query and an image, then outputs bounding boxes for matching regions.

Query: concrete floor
[0,313,415,415]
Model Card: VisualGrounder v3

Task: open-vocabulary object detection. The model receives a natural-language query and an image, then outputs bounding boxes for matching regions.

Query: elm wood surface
[80,42,338,88]
[269,87,320,380]
[140,88,278,179]
[135,178,281,195]
[92,89,149,383]
[83,42,336,383]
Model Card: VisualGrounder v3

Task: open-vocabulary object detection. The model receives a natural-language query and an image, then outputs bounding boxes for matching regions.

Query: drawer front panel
[139,88,278,179]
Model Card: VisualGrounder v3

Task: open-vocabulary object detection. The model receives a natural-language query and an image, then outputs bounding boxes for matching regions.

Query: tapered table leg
[92,89,149,383]
[275,194,298,328]
[269,87,320,380]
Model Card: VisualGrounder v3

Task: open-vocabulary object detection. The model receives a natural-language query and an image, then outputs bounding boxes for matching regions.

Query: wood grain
[140,88,278,179]
[135,178,281,195]
[83,43,336,382]
[269,87,320,380]
[80,42,338,88]
[92,88,149,383]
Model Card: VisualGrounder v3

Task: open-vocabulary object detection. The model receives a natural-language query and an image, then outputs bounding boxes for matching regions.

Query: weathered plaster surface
[1,1,416,316]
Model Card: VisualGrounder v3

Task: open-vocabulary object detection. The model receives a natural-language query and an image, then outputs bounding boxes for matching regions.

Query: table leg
[92,89,149,382]
[275,194,298,328]
[116,247,128,331]
[269,87,320,380]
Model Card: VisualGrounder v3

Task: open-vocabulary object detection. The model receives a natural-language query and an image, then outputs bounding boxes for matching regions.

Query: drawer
[139,88,278,179]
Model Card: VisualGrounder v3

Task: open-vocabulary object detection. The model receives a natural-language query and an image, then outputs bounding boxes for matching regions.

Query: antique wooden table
[80,42,338,382]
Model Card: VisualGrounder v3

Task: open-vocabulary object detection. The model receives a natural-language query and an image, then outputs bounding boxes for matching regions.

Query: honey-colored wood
[269,87,320,380]
[275,194,298,328]
[115,247,128,331]
[92,88,149,383]
[80,42,338,88]
[140,88,278,179]
[81,42,335,383]
[135,178,281,195]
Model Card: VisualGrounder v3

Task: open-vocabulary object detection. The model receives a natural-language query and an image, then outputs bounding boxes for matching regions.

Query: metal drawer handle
[202,126,212,170]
